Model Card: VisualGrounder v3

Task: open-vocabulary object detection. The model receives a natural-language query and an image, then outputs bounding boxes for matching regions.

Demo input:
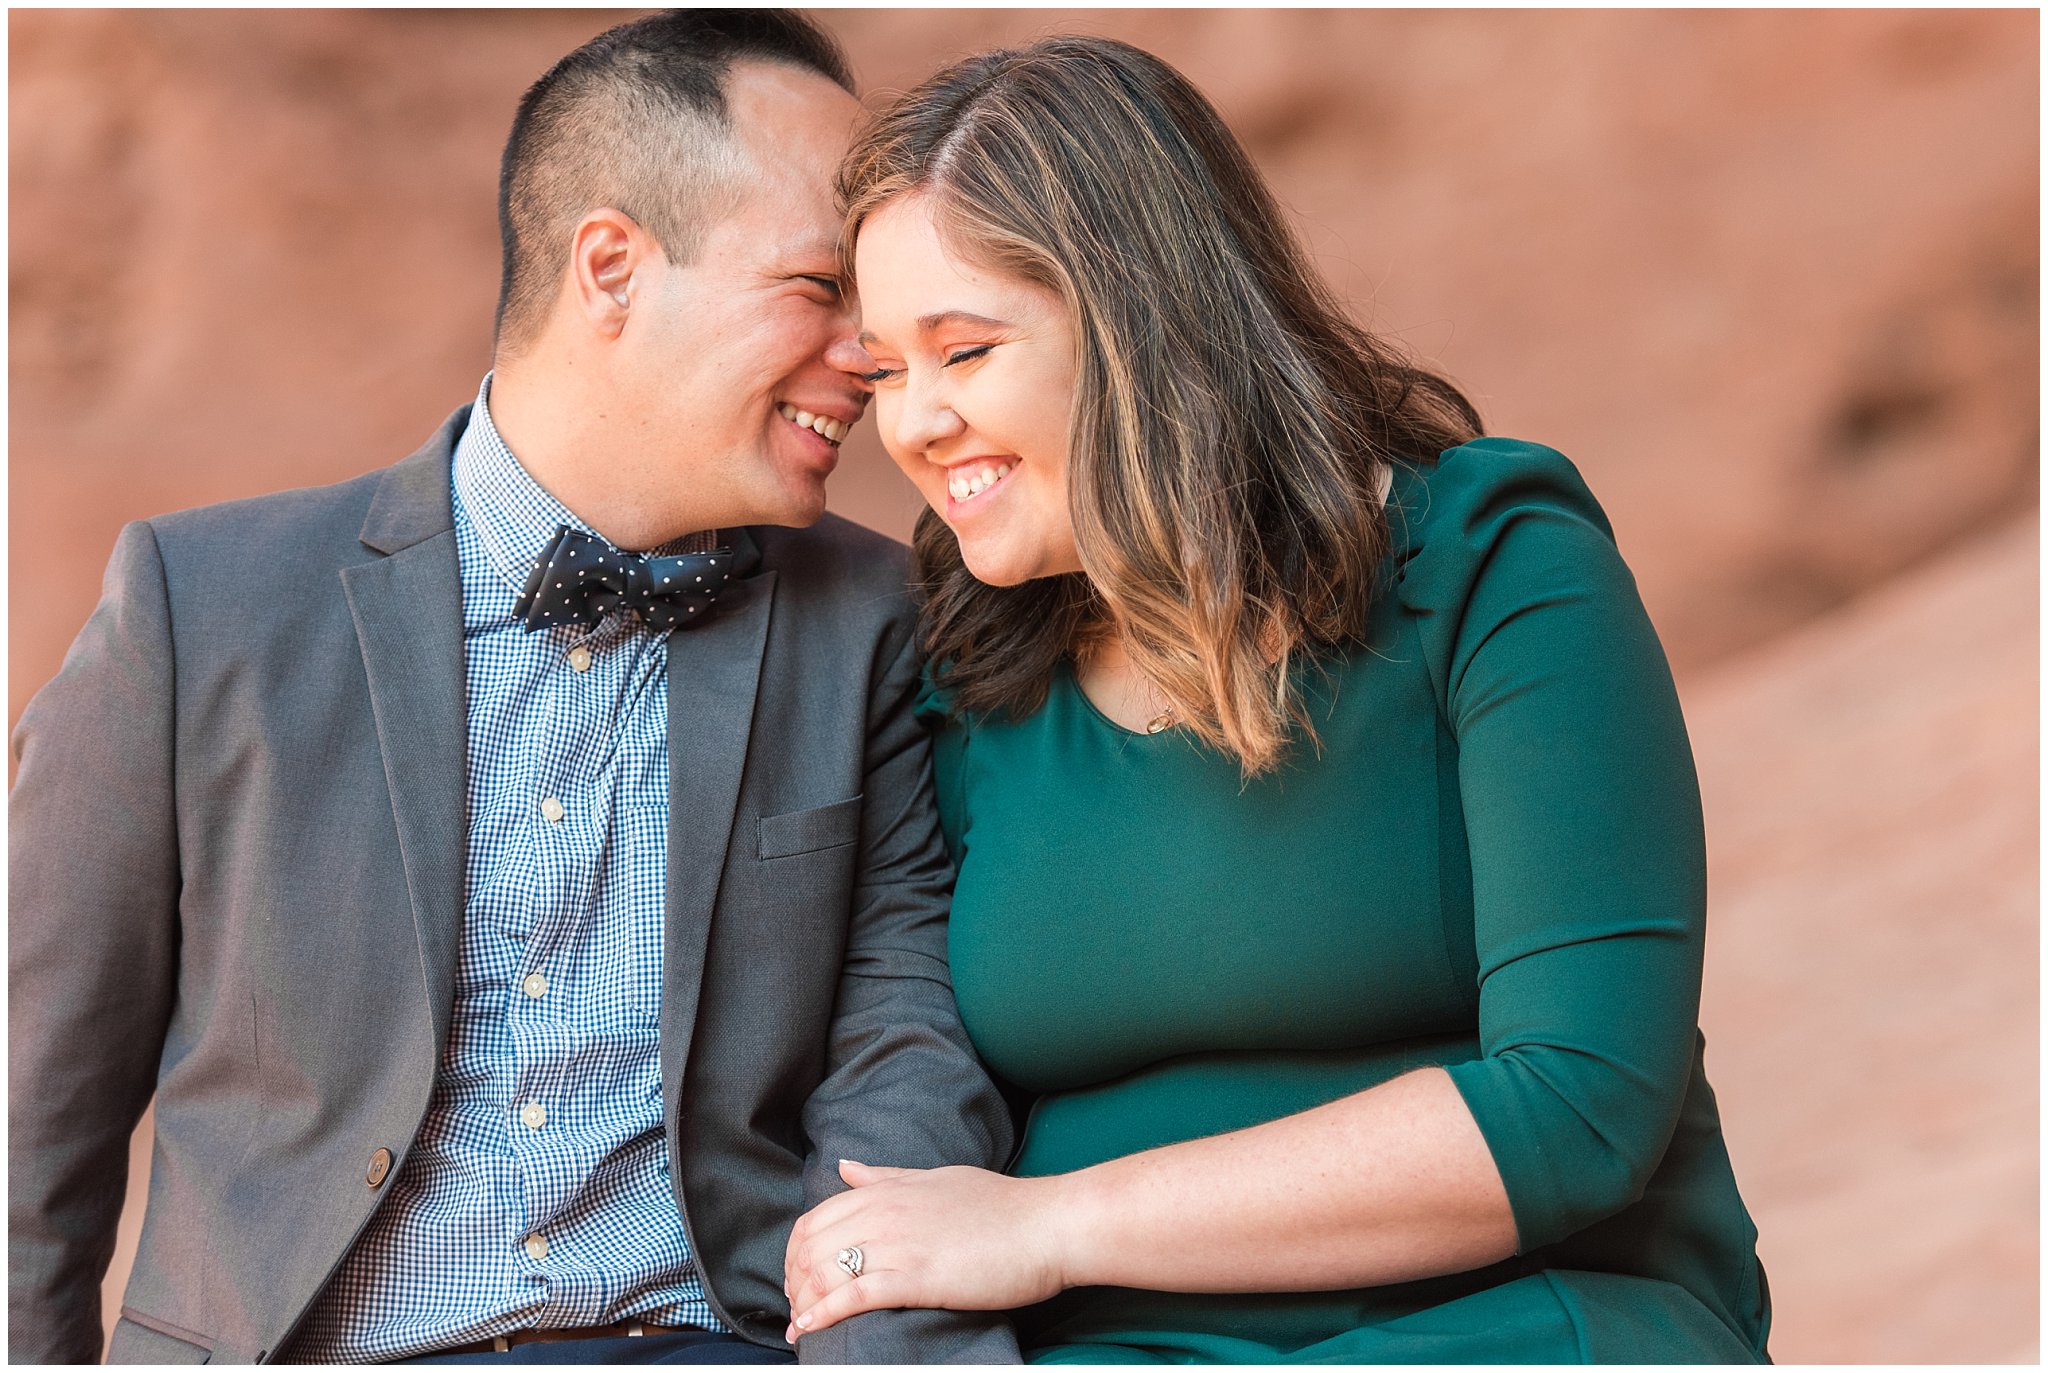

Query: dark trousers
[403,1330,794,1364]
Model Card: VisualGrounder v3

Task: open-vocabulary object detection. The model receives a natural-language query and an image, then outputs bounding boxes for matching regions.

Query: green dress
[919,439,1772,1364]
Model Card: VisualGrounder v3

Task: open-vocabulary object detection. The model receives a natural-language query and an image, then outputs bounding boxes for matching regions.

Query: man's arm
[10,522,183,1363]
[793,615,1020,1365]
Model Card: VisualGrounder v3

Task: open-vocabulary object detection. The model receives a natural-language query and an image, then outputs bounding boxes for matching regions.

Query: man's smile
[776,401,851,445]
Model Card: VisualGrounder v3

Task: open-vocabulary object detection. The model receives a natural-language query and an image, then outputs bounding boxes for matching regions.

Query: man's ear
[568,208,656,339]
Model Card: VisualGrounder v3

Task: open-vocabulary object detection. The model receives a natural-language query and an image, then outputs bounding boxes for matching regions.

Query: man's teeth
[777,403,848,444]
[948,463,1014,500]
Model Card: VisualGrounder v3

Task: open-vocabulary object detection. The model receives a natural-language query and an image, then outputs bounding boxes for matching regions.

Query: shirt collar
[452,373,707,593]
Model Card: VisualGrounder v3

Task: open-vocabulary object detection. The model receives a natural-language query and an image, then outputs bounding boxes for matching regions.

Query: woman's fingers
[782,1165,1063,1343]
[786,1220,871,1317]
[787,1239,844,1320]
[781,1164,933,1337]
[789,1267,913,1340]
[839,1158,913,1186]
[784,1189,864,1308]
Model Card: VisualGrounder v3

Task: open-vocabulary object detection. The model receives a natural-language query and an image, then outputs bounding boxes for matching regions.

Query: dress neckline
[1058,659,1178,740]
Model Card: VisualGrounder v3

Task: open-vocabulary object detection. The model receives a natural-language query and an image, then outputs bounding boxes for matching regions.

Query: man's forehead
[711,154,843,261]
[708,194,839,268]
[725,59,863,161]
[713,64,859,263]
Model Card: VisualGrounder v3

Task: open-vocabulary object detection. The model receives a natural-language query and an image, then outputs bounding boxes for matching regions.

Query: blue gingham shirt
[293,378,726,1361]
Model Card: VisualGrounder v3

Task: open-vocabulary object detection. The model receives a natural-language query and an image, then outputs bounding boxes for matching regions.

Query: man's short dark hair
[494,9,854,356]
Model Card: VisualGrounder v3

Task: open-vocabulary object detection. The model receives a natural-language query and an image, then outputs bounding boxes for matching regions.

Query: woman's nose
[891,380,967,454]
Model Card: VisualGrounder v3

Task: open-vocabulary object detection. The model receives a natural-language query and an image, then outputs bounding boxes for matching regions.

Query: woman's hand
[782,1159,1073,1341]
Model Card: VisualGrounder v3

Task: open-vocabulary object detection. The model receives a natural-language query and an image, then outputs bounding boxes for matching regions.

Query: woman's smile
[940,457,1019,511]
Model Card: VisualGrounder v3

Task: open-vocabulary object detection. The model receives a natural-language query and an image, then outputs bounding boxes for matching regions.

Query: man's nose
[824,335,876,381]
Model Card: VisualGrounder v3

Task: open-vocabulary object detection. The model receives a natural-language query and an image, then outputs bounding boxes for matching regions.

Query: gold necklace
[1079,630,1176,733]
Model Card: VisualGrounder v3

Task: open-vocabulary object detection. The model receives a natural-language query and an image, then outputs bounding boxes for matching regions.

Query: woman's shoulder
[912,662,961,732]
[1390,437,1612,556]
[1382,436,1667,707]
[912,660,1013,737]
[1387,437,1623,608]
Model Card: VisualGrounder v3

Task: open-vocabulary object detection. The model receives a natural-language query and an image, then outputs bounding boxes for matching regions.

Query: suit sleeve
[1408,442,1709,1252]
[795,618,1019,1364]
[9,521,182,1363]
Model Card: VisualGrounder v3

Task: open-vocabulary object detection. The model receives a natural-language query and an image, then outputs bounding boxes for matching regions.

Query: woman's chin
[958,543,1033,589]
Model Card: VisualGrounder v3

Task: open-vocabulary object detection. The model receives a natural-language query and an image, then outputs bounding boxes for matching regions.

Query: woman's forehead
[855,198,1060,337]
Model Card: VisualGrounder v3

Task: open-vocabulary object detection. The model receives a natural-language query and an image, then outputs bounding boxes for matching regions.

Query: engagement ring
[834,1245,864,1279]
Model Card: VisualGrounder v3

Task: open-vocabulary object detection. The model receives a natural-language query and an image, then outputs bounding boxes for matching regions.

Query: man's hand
[783,1160,1071,1341]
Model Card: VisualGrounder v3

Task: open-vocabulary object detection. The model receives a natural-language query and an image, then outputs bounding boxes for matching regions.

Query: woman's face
[853,194,1083,587]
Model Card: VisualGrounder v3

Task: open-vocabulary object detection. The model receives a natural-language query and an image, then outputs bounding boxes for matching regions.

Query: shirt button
[567,646,593,673]
[522,972,548,999]
[521,1102,547,1130]
[524,1233,548,1261]
[539,797,566,823]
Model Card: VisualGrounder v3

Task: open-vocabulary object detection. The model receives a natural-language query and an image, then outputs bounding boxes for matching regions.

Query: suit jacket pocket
[110,1308,214,1364]
[758,795,863,860]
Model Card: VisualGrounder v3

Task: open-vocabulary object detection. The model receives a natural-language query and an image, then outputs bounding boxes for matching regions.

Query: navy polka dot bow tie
[514,525,747,632]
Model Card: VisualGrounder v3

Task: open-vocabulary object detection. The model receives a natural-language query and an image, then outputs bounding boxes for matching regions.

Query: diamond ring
[834,1245,864,1279]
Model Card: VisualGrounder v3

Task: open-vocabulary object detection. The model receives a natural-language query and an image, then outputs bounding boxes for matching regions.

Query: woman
[785,35,1770,1364]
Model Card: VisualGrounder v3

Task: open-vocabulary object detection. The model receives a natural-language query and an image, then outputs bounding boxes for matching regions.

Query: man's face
[616,61,871,532]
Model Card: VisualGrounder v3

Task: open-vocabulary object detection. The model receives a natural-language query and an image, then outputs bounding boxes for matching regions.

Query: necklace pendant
[1145,710,1174,734]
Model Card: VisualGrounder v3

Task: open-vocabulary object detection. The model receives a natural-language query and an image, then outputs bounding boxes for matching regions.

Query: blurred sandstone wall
[8,8,2037,1364]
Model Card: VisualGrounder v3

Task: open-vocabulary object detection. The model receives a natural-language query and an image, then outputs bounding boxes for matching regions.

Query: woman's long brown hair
[840,35,1482,777]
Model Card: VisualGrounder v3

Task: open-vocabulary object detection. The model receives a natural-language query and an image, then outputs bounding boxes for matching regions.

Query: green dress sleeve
[1403,439,1708,1253]
[912,669,970,868]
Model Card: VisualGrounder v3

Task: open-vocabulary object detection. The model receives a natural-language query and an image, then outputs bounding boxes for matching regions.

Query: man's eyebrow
[858,311,1011,349]
[775,232,840,262]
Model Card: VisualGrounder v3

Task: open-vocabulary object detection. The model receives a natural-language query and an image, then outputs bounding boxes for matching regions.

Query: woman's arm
[1054,1065,1514,1291]
[784,1066,1514,1338]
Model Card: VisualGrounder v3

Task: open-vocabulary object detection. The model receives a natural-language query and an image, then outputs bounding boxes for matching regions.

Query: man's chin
[752,480,830,530]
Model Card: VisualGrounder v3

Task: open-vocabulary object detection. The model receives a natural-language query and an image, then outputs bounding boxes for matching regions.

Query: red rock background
[9,8,2037,1363]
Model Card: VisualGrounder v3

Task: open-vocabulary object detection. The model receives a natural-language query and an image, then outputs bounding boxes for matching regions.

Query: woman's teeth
[777,403,848,444]
[948,463,1014,501]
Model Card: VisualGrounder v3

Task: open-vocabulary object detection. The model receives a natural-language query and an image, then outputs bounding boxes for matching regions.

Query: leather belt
[434,1319,697,1354]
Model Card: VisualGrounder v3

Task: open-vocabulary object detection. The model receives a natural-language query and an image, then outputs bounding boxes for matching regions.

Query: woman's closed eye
[861,345,994,385]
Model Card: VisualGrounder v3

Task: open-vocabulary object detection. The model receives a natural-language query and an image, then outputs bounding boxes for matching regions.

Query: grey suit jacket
[8,410,1018,1365]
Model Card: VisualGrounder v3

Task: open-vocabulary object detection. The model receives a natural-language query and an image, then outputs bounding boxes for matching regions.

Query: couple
[9,10,1770,1366]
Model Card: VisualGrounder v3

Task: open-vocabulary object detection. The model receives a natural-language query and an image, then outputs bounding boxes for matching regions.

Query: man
[10,11,1016,1364]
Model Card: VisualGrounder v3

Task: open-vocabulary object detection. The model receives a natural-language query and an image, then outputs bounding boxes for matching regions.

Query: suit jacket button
[366,1147,392,1188]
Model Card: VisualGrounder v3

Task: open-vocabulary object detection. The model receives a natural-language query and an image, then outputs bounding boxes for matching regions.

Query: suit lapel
[339,420,774,1089]
[660,539,775,1087]
[343,418,468,1051]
